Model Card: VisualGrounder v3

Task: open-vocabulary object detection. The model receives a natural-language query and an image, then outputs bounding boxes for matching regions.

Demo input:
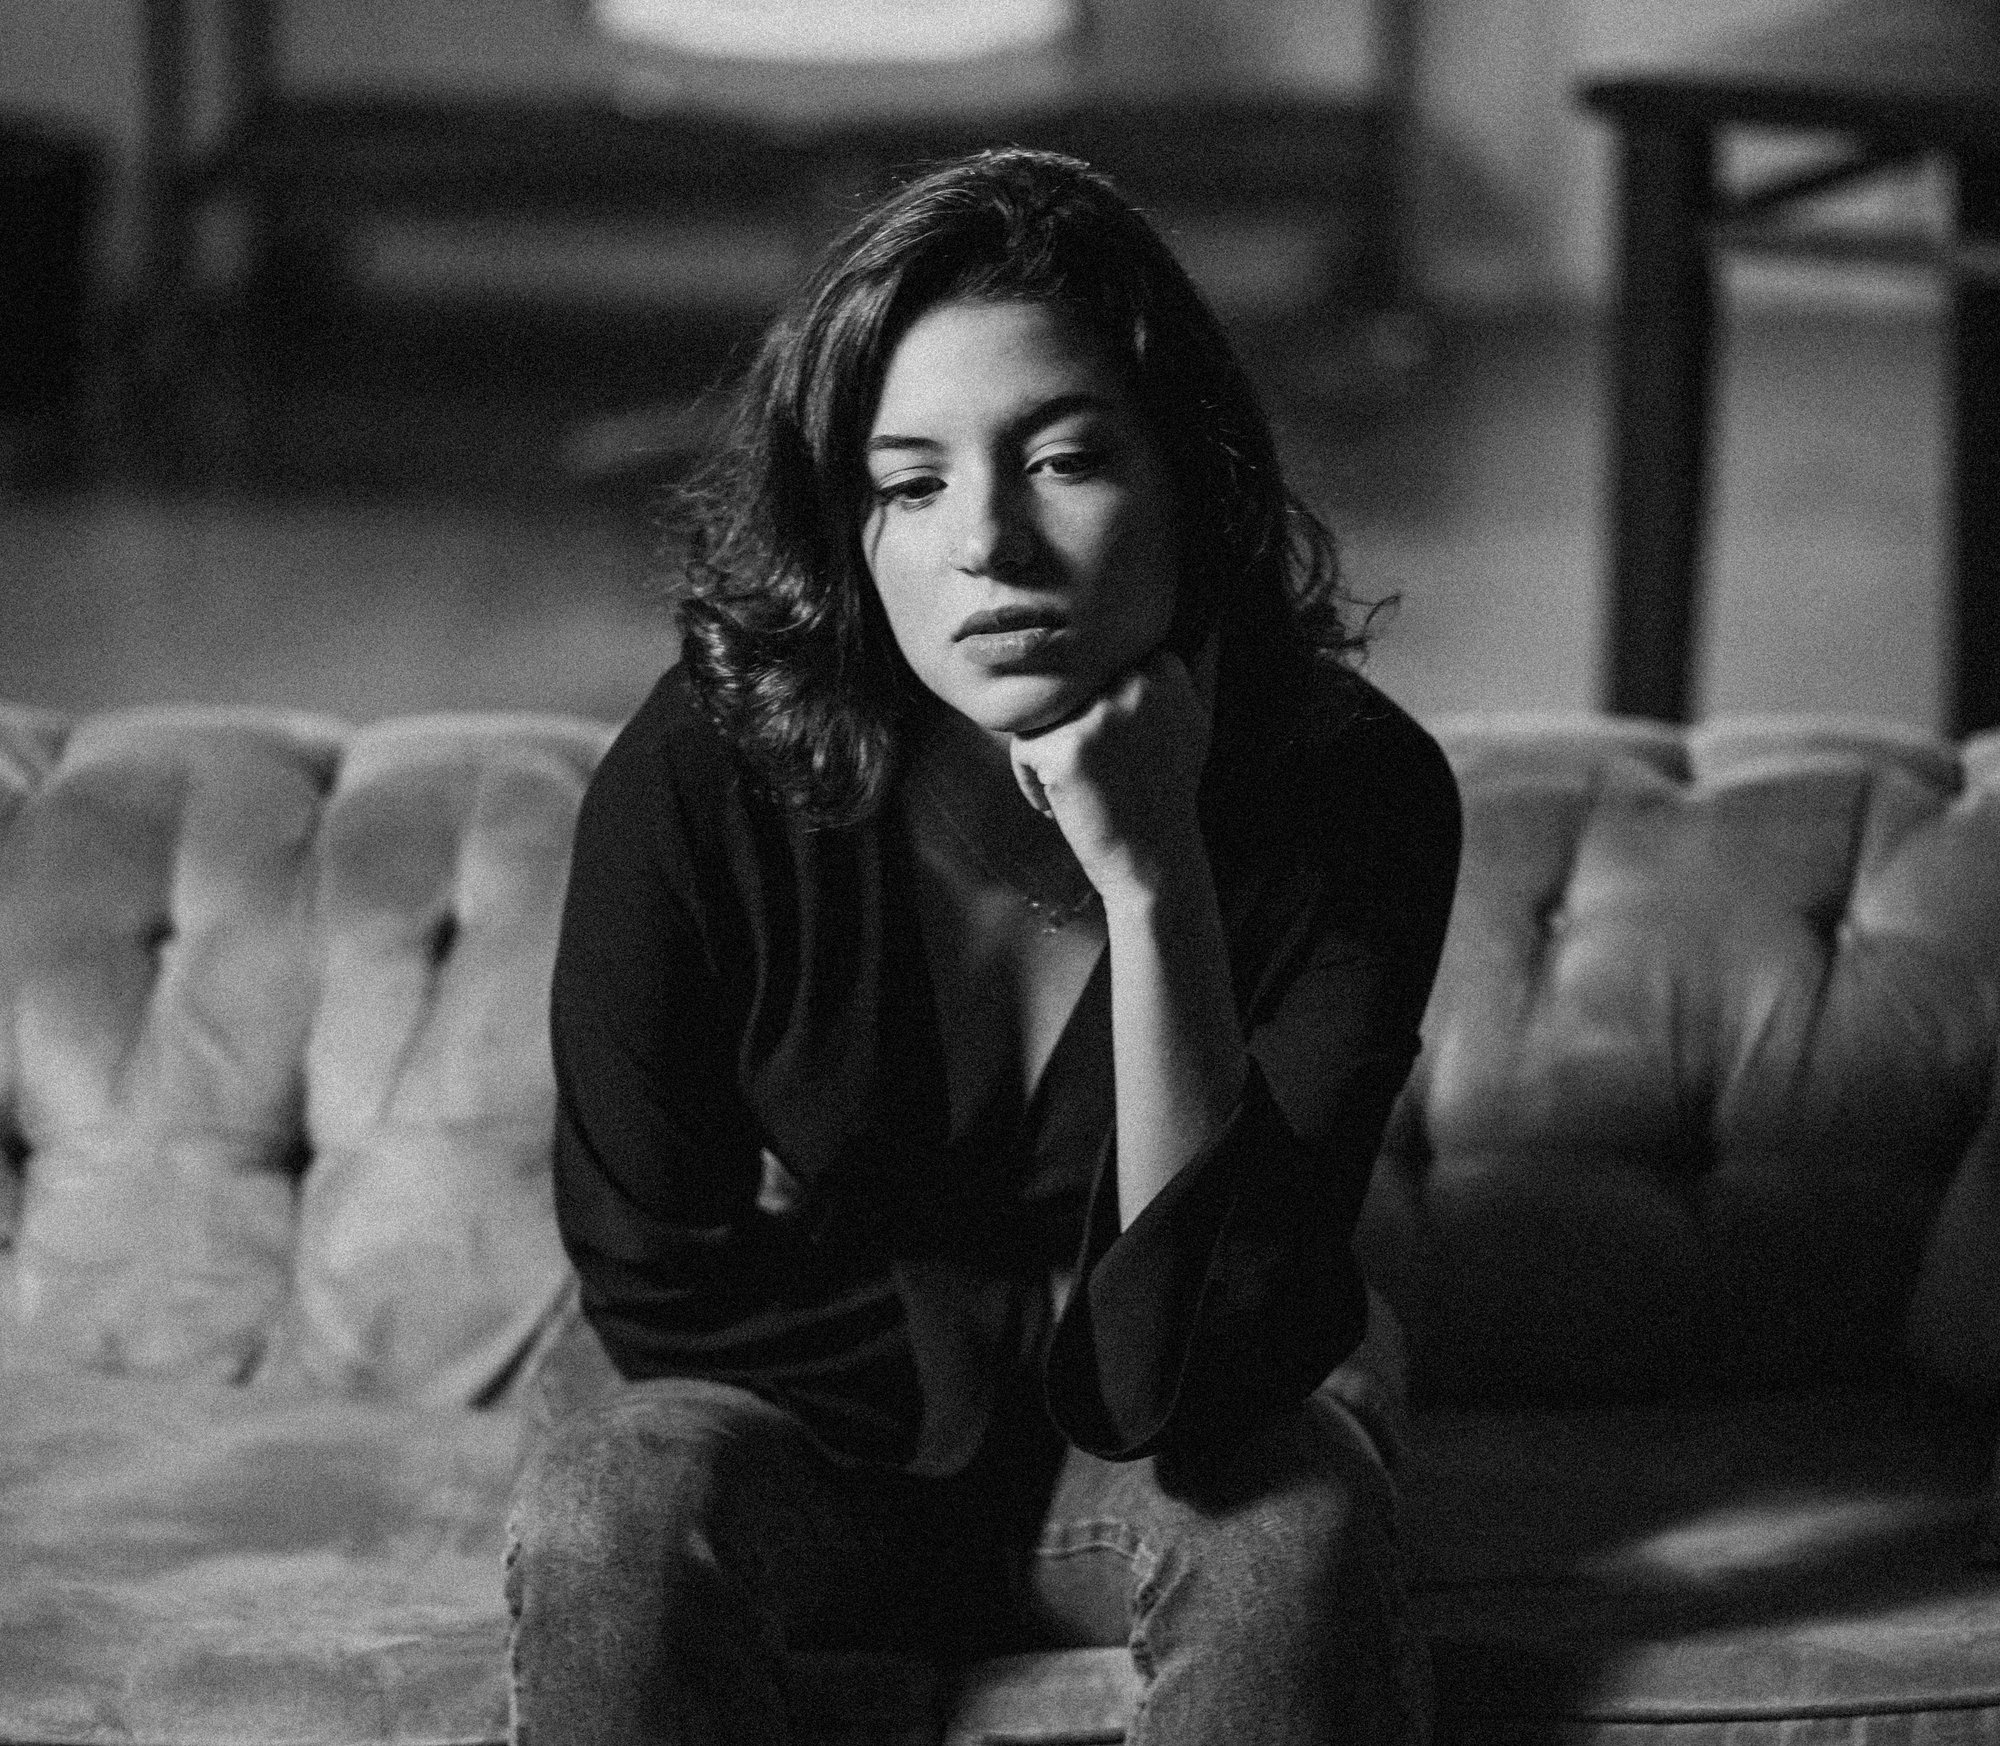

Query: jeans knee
[507,1394,642,1589]
[1199,1477,1378,1607]
[503,1380,805,1745]
[1045,1409,1425,1742]
[504,1378,781,1624]
[1147,1406,1398,1625]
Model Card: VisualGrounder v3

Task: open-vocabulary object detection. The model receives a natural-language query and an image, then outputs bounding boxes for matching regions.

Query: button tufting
[426,912,460,967]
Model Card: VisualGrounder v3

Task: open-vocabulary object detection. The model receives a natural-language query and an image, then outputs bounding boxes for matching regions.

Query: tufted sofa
[3,698,1999,1745]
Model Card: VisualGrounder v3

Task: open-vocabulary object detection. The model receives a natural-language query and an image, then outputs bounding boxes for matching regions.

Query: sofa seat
[1401,1389,2000,1742]
[0,1370,525,1746]
[12,1370,1989,1746]
[0,1368,981,1746]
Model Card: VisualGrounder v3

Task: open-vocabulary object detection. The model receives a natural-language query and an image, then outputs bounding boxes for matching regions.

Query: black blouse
[549,660,1460,1471]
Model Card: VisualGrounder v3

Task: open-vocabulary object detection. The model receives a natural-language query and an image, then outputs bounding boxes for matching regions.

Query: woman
[507,147,1460,1744]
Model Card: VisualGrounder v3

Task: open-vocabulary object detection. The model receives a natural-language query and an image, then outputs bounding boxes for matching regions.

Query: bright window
[593,0,1080,65]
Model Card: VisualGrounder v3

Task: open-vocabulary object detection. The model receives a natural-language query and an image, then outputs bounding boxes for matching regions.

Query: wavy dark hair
[670,146,1374,828]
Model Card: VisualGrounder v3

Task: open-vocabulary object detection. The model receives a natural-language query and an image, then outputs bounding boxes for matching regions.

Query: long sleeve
[548,683,925,1463]
[1043,694,1462,1459]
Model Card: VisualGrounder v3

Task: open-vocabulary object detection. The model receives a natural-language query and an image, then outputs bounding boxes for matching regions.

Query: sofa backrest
[1360,715,2000,1417]
[6,703,1999,1418]
[0,703,611,1405]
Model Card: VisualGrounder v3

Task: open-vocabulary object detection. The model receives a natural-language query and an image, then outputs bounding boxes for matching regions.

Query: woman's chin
[985,698,1083,742]
[942,673,1086,741]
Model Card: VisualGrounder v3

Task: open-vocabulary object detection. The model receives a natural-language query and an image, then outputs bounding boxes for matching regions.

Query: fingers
[1010,659,1198,791]
[1008,679,1116,811]
[1009,739,1054,817]
[1002,656,1215,895]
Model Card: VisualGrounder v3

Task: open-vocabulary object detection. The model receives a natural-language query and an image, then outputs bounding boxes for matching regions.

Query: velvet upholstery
[0,706,606,1397]
[1404,1391,1998,1740]
[3,699,2000,1744]
[1365,715,2000,1415]
[1,1370,522,1745]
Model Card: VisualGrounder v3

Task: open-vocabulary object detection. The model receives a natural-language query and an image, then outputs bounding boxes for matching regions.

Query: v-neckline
[1018,939,1109,1138]
[921,921,1109,1159]
[890,801,1112,1157]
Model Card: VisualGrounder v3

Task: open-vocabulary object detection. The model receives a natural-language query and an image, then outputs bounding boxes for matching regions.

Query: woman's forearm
[1102,851,1248,1229]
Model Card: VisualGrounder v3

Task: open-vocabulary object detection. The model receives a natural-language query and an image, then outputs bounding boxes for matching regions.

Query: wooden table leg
[1952,149,2000,737]
[139,0,192,357]
[1604,121,1717,722]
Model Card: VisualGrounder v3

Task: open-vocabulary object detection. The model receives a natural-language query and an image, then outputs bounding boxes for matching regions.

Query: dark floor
[0,284,1945,734]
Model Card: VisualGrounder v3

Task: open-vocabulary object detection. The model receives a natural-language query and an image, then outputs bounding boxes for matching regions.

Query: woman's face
[861,297,1180,741]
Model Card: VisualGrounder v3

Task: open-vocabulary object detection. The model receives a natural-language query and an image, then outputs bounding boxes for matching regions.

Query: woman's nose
[955,479,1035,576]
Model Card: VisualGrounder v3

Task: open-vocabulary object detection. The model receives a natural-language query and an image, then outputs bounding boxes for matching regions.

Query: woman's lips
[952,605,1071,668]
[956,624,1068,667]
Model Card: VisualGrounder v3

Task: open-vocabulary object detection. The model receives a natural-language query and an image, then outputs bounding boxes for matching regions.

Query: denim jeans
[504,1312,1431,1745]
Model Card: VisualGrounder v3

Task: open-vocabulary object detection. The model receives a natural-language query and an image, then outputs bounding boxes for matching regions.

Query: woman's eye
[873,475,943,508]
[1034,447,1106,480]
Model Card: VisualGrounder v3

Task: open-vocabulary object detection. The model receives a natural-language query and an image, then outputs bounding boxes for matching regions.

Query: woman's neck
[901,707,1082,895]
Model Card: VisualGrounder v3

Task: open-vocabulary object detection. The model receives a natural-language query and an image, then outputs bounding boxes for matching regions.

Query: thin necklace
[913,777,1101,935]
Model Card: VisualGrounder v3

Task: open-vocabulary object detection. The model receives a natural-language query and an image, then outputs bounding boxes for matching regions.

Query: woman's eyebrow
[865,391,1117,458]
[1010,390,1117,438]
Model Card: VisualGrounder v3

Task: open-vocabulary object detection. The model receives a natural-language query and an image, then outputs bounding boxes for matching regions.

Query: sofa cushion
[1402,1388,2000,1739]
[0,1368,971,1746]
[257,715,605,1405]
[1368,717,2000,1412]
[0,708,345,1382]
[0,1370,522,1745]
[0,706,609,1405]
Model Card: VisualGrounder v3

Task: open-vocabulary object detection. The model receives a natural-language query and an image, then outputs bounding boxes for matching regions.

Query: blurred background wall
[0,0,1935,310]
[0,0,1949,733]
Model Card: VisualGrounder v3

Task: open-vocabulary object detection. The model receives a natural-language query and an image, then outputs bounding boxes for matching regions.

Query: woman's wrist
[1102,839,1247,1227]
[1093,828,1213,922]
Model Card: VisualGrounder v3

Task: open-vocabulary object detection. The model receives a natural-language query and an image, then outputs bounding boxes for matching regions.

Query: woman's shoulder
[607,660,717,756]
[580,661,768,872]
[594,663,741,802]
[1303,663,1450,784]
[1217,660,1459,852]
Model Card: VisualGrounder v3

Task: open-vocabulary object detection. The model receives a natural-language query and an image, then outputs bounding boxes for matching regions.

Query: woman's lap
[507,1372,1427,1744]
[509,1375,1008,1656]
[506,1375,1020,1743]
[1023,1387,1393,1641]
[1024,1388,1431,1744]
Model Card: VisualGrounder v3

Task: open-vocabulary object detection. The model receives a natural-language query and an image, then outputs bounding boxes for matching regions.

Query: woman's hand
[1009,642,1242,1228]
[1006,647,1214,906]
